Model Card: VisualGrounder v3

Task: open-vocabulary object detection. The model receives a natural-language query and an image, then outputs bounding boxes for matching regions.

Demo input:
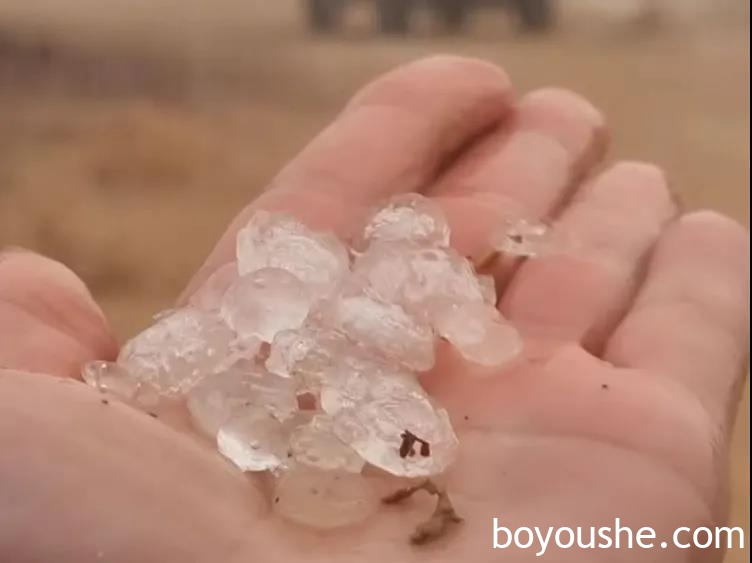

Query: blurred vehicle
[307,0,554,34]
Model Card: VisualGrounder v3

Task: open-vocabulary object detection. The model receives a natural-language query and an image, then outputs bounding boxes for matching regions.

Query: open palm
[1,57,748,563]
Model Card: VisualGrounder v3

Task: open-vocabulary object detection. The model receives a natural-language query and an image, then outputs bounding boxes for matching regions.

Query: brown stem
[382,479,463,545]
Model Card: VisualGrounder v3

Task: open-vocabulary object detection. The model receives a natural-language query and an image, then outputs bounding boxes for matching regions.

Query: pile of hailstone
[83,194,545,533]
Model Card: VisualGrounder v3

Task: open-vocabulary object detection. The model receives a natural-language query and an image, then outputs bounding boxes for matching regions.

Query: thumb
[0,249,118,378]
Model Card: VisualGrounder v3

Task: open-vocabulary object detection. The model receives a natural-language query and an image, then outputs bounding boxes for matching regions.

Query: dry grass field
[0,1,748,560]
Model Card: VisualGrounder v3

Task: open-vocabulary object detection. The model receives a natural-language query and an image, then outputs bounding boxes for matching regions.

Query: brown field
[0,1,748,560]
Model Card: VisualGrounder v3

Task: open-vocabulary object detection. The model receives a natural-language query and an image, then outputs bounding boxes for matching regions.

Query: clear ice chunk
[81,360,160,409]
[401,246,486,307]
[265,328,319,378]
[491,218,552,258]
[318,294,435,372]
[333,400,458,478]
[319,355,399,416]
[189,262,239,311]
[152,309,178,322]
[236,211,349,296]
[433,301,523,368]
[217,406,290,472]
[352,243,485,314]
[477,274,497,306]
[322,365,458,477]
[212,335,263,374]
[187,367,298,438]
[106,195,529,518]
[265,327,350,394]
[359,193,450,249]
[117,308,235,396]
[221,268,312,343]
[273,466,377,529]
[289,414,365,473]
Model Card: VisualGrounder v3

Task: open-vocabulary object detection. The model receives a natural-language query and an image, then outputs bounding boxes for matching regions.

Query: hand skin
[0,57,748,563]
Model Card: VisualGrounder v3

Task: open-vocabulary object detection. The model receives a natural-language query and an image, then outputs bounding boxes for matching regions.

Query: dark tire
[377,0,411,34]
[308,0,343,32]
[435,0,467,32]
[516,0,554,31]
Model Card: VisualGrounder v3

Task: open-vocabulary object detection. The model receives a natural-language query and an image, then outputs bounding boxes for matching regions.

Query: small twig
[382,481,429,505]
[411,492,464,545]
[382,479,463,545]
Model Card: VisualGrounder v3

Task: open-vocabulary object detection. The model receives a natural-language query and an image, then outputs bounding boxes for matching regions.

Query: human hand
[1,57,748,563]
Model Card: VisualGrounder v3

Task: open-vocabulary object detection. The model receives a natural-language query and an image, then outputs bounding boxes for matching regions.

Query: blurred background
[0,0,748,559]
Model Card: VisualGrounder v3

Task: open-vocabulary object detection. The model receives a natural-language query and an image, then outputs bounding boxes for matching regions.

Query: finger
[0,370,263,563]
[499,162,677,352]
[429,88,607,263]
[604,211,750,425]
[181,56,513,301]
[0,250,117,378]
